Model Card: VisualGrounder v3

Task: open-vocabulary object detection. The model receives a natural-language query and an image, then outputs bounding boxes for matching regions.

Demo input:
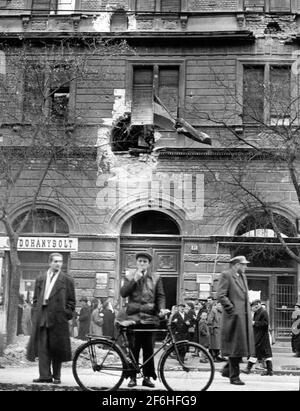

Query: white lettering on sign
[96,172,204,220]
[0,237,78,252]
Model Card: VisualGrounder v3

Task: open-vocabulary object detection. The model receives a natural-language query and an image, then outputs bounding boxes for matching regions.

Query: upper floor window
[24,62,72,123]
[31,0,75,15]
[110,9,128,31]
[244,0,291,12]
[131,64,180,126]
[135,0,181,12]
[243,64,291,125]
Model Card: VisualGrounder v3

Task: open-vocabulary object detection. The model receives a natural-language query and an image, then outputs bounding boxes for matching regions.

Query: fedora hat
[229,255,250,264]
[135,252,152,262]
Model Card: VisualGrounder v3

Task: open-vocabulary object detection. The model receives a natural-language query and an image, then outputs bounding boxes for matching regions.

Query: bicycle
[72,316,215,391]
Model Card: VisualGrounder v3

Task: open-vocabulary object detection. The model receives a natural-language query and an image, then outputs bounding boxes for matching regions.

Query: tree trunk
[6,241,21,346]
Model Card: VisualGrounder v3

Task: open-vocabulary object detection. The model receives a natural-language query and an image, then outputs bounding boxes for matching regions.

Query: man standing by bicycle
[120,252,166,388]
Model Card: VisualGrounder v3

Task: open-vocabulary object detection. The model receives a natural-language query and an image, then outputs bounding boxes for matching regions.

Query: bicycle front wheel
[160,341,215,391]
[72,339,126,391]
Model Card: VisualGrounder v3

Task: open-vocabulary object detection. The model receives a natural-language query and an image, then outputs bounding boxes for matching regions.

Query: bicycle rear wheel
[72,339,126,391]
[160,341,214,391]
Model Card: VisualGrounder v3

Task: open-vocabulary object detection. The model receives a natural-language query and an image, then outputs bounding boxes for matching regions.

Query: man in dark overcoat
[243,300,273,375]
[217,255,255,385]
[27,252,75,384]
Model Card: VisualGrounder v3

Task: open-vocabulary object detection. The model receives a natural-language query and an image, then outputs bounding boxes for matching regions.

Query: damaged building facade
[0,0,300,341]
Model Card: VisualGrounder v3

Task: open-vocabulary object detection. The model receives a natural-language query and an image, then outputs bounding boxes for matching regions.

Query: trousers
[38,326,62,380]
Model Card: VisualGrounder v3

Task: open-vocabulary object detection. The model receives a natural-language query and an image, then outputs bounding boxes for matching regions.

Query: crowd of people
[169,298,226,363]
[71,296,117,341]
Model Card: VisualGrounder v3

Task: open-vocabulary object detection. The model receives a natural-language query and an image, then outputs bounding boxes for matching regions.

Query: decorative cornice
[184,254,231,262]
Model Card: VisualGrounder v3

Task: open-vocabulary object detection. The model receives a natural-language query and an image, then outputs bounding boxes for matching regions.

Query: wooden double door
[120,243,181,309]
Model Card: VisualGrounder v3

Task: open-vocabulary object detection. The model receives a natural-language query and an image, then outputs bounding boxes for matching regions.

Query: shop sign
[0,236,78,252]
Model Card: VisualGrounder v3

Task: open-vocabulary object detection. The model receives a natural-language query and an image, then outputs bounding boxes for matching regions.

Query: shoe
[214,357,224,363]
[241,369,251,374]
[127,378,137,388]
[230,378,245,386]
[0,365,5,369]
[142,377,155,388]
[200,359,208,363]
[33,378,53,383]
[52,379,61,384]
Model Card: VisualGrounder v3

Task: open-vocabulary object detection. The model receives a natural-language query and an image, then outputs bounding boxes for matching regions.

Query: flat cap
[229,255,250,264]
[135,252,152,262]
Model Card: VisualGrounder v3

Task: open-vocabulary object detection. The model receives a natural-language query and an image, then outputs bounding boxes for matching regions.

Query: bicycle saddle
[115,320,136,327]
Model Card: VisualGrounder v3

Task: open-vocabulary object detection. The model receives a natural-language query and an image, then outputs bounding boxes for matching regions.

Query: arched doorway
[120,210,181,310]
[12,209,70,301]
[234,212,298,340]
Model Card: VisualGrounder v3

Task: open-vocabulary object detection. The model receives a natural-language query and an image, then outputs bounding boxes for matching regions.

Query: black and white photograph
[0,0,300,398]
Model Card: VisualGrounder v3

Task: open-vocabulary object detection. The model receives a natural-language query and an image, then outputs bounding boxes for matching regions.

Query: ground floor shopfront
[0,219,299,341]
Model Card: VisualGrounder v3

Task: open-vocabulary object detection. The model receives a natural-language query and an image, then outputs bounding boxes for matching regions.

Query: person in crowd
[26,252,75,384]
[120,252,166,389]
[69,309,79,338]
[217,255,255,386]
[242,299,273,376]
[291,303,300,357]
[198,311,210,362]
[169,305,178,323]
[102,297,116,339]
[21,299,32,336]
[185,302,196,342]
[90,299,104,336]
[171,303,190,363]
[77,297,91,340]
[17,294,25,335]
[207,301,226,362]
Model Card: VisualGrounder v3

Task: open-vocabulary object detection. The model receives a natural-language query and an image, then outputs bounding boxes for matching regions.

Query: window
[135,0,181,12]
[269,0,291,12]
[110,9,128,31]
[13,209,69,234]
[244,0,265,11]
[243,64,292,125]
[24,62,72,122]
[244,0,291,12]
[131,64,180,126]
[31,0,75,15]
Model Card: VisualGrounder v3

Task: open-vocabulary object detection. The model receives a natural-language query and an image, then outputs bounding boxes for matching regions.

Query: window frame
[237,58,298,126]
[133,0,183,13]
[22,60,76,124]
[126,58,185,125]
[243,0,294,13]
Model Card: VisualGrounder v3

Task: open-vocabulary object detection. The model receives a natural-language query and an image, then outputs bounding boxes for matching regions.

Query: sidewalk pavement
[0,350,299,391]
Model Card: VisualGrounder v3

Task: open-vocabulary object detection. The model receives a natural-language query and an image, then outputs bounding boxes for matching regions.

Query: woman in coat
[77,297,91,340]
[102,299,116,339]
[207,302,224,361]
[90,299,104,336]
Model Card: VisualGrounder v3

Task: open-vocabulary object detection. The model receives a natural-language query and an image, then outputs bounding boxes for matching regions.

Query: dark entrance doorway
[120,210,181,310]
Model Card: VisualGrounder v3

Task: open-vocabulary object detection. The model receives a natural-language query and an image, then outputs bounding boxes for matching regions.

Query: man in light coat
[27,253,75,384]
[217,255,255,385]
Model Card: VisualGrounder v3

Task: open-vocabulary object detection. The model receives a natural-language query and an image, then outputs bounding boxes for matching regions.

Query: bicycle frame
[115,322,190,378]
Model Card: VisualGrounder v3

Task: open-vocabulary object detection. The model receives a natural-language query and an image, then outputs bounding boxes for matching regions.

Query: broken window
[243,65,264,124]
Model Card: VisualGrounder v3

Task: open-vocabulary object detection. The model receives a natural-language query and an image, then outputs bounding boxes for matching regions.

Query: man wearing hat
[217,255,255,385]
[120,251,166,388]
